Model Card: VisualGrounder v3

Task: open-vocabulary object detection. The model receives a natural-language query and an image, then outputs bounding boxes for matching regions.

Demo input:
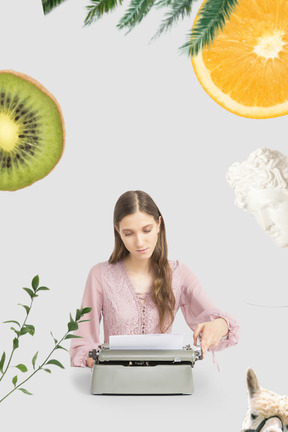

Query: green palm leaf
[85,0,123,26]
[154,0,174,7]
[117,0,156,32]
[42,0,68,15]
[180,0,239,56]
[43,0,240,58]
[152,0,196,40]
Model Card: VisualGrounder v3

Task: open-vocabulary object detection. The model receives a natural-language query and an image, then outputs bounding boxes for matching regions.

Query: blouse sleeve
[179,262,240,351]
[69,264,103,367]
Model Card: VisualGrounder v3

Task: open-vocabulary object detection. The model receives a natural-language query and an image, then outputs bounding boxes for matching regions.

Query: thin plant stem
[0,297,34,383]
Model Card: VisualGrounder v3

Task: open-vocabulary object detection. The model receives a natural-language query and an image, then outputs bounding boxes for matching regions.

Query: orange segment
[192,0,288,118]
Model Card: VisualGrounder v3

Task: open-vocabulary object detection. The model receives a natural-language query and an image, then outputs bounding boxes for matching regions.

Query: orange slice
[192,0,288,118]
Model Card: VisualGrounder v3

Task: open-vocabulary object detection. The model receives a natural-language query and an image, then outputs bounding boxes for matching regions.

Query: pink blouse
[70,260,240,367]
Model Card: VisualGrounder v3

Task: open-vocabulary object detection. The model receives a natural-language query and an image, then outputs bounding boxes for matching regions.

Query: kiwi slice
[0,70,65,191]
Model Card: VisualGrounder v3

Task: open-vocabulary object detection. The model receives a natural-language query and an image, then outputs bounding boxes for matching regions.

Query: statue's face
[246,189,288,248]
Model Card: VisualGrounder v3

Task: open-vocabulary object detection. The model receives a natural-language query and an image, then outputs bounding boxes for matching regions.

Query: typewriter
[89,341,202,395]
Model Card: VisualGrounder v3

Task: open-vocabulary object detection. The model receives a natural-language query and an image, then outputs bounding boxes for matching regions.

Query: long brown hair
[109,190,175,332]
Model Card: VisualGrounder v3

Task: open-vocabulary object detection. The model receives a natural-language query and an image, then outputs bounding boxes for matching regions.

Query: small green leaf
[54,345,68,352]
[68,321,78,332]
[32,275,39,291]
[50,331,58,345]
[46,359,65,369]
[42,368,51,373]
[12,375,18,387]
[15,364,28,373]
[23,288,35,299]
[18,304,30,315]
[75,309,81,321]
[13,338,19,350]
[3,320,21,327]
[37,286,49,291]
[18,388,33,395]
[27,324,35,333]
[0,352,6,373]
[19,327,29,336]
[78,319,91,323]
[20,324,35,336]
[64,334,82,340]
[26,325,35,336]
[80,307,92,316]
[32,351,39,370]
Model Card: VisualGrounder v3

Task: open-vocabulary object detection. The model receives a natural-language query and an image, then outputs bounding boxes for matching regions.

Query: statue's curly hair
[226,148,288,210]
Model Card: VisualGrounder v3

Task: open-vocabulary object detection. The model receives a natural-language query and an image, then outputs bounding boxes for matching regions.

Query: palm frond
[180,0,239,57]
[84,0,123,26]
[152,0,197,41]
[154,0,174,8]
[41,0,68,15]
[117,0,156,32]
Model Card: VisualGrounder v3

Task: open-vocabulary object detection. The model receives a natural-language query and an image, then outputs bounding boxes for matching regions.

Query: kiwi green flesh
[0,72,64,191]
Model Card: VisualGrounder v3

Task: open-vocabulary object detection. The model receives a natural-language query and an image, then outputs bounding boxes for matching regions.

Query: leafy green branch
[0,276,91,403]
[41,0,240,55]
[151,0,195,41]
[85,0,123,26]
[180,0,239,56]
[0,275,48,383]
[117,0,156,32]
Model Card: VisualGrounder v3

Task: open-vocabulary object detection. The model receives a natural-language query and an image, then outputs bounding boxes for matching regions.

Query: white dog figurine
[242,369,288,432]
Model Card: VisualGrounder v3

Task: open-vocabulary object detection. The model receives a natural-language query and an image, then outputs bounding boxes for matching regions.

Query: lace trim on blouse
[135,292,150,333]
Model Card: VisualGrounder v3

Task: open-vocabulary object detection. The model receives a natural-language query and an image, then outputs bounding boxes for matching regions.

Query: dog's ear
[247,368,260,398]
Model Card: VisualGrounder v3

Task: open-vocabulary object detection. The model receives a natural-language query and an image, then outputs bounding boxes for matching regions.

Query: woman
[70,190,239,367]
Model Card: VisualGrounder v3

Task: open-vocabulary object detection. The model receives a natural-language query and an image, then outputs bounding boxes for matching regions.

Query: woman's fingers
[193,323,204,345]
[193,319,229,358]
[193,323,207,358]
[200,328,217,358]
[86,357,95,368]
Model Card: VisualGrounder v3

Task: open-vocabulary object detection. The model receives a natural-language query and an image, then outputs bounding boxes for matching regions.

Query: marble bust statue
[226,148,288,248]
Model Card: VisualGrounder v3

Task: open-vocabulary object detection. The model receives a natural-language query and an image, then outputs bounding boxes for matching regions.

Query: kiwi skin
[0,70,65,191]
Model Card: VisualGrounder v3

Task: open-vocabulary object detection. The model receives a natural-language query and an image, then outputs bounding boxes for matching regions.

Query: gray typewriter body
[90,344,202,395]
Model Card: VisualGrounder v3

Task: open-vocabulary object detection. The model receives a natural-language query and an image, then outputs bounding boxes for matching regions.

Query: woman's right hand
[193,318,229,359]
[86,357,95,368]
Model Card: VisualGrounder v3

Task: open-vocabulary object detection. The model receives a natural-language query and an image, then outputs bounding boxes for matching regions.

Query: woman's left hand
[193,318,229,359]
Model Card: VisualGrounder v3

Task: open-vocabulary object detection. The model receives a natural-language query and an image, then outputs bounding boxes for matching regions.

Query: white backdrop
[0,0,287,430]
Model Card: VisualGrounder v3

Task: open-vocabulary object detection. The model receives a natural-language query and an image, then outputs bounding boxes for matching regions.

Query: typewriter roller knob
[194,345,203,361]
[88,349,98,361]
[185,344,203,363]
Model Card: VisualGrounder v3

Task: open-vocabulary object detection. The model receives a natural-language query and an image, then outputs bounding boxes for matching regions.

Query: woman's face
[116,210,161,261]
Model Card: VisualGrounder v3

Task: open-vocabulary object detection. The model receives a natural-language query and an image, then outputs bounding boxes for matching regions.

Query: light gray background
[0,0,287,429]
